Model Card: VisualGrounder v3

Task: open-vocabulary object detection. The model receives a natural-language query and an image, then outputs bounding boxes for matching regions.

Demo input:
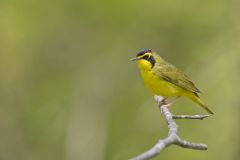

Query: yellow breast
[139,69,182,97]
[137,59,182,96]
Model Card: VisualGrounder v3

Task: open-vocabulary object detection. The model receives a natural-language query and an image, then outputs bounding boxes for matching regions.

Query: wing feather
[152,61,200,93]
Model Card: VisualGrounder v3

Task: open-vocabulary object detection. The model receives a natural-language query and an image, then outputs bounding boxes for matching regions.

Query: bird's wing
[153,62,201,93]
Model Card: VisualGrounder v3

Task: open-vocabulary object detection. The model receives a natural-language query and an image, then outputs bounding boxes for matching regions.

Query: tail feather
[187,93,214,114]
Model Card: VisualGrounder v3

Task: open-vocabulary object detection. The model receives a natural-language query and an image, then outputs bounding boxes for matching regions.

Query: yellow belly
[140,70,182,97]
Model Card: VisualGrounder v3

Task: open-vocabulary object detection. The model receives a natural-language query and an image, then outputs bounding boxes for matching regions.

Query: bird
[130,49,213,114]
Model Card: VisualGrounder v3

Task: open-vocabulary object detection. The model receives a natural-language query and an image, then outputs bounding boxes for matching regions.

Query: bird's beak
[130,57,140,61]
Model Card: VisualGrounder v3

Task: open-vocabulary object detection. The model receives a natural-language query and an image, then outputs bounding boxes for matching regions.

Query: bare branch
[130,96,209,160]
[173,114,210,120]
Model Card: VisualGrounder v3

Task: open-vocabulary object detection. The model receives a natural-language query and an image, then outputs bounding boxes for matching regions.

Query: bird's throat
[137,60,152,71]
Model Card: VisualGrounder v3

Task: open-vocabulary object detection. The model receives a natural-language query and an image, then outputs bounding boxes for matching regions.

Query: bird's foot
[159,98,168,106]
[159,97,169,114]
[154,96,173,113]
[155,96,181,113]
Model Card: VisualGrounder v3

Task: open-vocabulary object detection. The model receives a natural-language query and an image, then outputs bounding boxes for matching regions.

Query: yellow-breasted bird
[131,49,213,114]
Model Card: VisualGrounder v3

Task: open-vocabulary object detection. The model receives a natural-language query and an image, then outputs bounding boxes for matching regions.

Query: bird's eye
[142,55,149,60]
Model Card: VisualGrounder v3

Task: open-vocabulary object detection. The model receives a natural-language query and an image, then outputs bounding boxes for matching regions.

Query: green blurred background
[1,0,240,160]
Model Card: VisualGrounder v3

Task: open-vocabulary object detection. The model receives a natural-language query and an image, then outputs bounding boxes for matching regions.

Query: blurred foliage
[0,0,240,160]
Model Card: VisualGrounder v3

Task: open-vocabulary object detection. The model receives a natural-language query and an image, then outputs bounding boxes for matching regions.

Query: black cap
[137,49,152,57]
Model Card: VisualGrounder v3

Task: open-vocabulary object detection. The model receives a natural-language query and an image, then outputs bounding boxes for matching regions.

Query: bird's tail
[187,93,214,114]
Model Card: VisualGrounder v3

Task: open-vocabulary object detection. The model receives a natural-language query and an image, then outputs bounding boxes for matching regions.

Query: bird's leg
[158,96,180,114]
[168,96,181,105]
[158,97,168,113]
[159,97,168,106]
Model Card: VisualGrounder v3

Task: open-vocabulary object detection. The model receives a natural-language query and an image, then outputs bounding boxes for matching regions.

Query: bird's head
[130,49,156,70]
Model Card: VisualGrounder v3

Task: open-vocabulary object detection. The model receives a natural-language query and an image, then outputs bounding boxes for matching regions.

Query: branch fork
[130,95,210,160]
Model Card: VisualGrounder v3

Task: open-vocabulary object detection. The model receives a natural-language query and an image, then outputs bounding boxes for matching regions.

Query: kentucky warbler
[131,49,213,114]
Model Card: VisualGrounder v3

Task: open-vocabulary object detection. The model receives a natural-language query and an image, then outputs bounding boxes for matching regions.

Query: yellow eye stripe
[137,52,152,59]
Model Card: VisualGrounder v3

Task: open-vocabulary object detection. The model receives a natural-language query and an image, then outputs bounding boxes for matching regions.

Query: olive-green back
[152,53,200,94]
